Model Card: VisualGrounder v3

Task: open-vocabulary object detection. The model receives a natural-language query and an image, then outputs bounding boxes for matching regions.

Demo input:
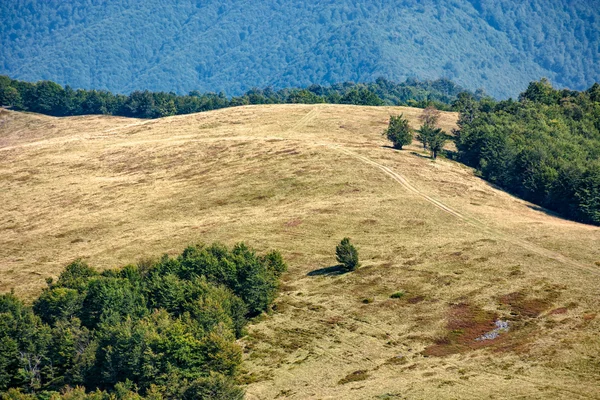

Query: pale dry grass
[1,105,599,399]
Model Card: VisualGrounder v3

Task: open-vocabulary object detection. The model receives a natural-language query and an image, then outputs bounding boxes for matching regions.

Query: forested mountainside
[1,0,598,98]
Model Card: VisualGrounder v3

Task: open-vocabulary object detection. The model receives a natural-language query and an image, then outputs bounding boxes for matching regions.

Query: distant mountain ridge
[1,0,598,98]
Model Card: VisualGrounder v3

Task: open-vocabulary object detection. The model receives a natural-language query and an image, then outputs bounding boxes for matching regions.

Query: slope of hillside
[1,105,599,398]
[1,0,599,98]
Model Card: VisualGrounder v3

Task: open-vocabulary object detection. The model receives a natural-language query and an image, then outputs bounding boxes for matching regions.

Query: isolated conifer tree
[383,114,412,149]
[336,238,360,271]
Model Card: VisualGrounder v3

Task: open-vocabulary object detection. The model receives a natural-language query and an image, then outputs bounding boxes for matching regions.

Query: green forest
[0,243,287,399]
[455,79,600,225]
[1,0,598,98]
[0,75,475,118]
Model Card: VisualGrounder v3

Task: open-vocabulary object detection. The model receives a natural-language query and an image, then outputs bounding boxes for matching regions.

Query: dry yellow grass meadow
[1,104,599,399]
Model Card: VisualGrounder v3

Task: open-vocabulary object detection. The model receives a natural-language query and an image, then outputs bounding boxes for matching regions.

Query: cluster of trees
[0,75,478,119]
[415,106,448,159]
[383,105,448,158]
[0,0,597,98]
[454,79,600,225]
[0,243,286,399]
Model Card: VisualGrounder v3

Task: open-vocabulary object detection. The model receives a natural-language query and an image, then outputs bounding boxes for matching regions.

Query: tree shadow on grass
[381,145,401,151]
[307,265,347,277]
[527,204,564,219]
[410,151,432,159]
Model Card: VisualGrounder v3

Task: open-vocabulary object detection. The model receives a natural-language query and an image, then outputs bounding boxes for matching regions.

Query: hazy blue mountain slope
[1,0,598,98]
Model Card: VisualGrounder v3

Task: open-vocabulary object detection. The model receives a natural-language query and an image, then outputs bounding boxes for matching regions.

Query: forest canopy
[454,79,600,225]
[1,0,598,98]
[0,243,287,399]
[0,75,478,118]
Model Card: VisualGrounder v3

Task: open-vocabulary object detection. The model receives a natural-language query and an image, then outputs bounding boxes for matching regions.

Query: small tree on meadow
[336,238,360,271]
[416,105,442,150]
[428,128,447,159]
[419,105,441,128]
[383,114,412,149]
[416,124,435,150]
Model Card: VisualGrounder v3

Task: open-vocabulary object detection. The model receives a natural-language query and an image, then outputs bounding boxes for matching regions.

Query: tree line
[454,79,600,226]
[0,243,286,399]
[0,75,478,119]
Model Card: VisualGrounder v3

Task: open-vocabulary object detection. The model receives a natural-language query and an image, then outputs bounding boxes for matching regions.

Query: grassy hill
[1,0,599,98]
[1,105,599,398]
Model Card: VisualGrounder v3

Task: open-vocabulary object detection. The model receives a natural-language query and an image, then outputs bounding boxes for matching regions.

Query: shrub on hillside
[336,238,360,271]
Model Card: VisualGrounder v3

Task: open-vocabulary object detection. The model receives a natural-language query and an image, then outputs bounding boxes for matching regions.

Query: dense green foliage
[416,125,448,159]
[383,114,413,150]
[415,105,448,158]
[427,130,448,160]
[1,1,598,98]
[0,243,286,399]
[336,238,360,272]
[455,79,600,225]
[0,75,476,118]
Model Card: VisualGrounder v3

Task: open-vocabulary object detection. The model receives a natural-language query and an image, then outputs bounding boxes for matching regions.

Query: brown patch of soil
[583,313,596,321]
[577,313,597,328]
[285,218,303,227]
[549,307,568,315]
[407,295,425,304]
[422,303,497,357]
[338,370,370,385]
[499,292,553,318]
[384,355,407,366]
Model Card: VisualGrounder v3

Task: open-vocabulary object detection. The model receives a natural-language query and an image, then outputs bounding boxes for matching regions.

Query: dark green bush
[33,288,83,325]
[336,238,360,271]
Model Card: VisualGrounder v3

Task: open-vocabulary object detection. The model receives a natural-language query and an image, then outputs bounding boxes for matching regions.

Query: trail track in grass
[1,104,599,399]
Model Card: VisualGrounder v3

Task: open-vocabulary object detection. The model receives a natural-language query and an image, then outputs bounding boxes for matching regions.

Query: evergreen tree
[383,114,413,149]
[416,124,434,150]
[336,238,360,272]
[428,128,447,159]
